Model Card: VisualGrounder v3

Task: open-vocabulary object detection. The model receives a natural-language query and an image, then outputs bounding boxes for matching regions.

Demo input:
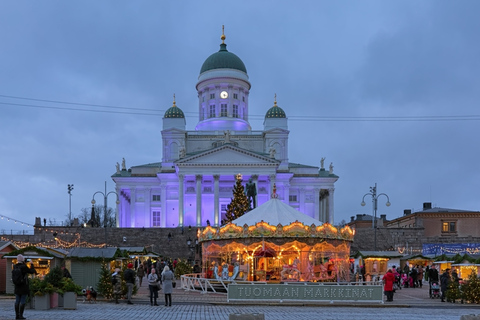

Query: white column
[299,188,305,213]
[196,175,202,226]
[252,174,259,208]
[178,174,184,227]
[214,174,220,227]
[314,188,320,221]
[328,188,335,224]
[161,184,167,227]
[129,187,136,228]
[269,174,276,199]
[283,182,290,204]
[115,186,120,228]
[145,188,151,227]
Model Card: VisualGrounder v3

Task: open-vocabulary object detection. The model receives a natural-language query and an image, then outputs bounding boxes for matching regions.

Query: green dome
[164,99,185,118]
[200,43,247,74]
[265,99,286,118]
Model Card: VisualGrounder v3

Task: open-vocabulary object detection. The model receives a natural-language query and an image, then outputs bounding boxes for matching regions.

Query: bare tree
[71,205,116,228]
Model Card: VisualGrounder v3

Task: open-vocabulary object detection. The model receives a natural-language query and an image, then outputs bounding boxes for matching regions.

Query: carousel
[198,186,355,283]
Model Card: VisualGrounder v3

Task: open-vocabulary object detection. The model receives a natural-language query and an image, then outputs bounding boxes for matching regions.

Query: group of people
[382,263,460,303]
[113,259,177,307]
[401,264,425,288]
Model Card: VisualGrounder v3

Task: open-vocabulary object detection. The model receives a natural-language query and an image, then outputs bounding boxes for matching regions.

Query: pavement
[0,282,479,320]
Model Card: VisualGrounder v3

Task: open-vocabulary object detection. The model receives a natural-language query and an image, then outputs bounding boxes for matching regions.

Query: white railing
[180,273,267,294]
[180,273,382,294]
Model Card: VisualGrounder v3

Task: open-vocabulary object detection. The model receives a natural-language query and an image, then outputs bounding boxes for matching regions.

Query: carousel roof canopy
[231,198,322,227]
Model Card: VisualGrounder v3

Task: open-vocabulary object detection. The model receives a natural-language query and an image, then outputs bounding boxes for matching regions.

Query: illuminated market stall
[198,190,355,282]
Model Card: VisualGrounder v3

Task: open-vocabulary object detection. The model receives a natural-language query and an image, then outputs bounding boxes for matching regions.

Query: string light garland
[0,214,32,227]
[0,236,106,249]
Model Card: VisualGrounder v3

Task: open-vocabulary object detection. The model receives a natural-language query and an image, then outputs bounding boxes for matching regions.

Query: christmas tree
[97,260,113,299]
[222,173,251,225]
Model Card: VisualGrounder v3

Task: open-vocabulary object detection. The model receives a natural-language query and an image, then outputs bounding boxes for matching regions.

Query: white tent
[231,198,323,227]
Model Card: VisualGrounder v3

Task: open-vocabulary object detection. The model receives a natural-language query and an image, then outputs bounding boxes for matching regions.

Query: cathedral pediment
[176,144,278,167]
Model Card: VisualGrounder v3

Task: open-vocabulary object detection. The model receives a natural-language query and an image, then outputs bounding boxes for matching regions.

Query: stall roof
[231,198,323,227]
[118,246,146,253]
[67,247,118,259]
[401,254,436,260]
[0,240,18,251]
[353,251,404,259]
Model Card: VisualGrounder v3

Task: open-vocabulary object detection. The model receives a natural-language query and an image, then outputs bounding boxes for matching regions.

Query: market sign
[227,284,383,303]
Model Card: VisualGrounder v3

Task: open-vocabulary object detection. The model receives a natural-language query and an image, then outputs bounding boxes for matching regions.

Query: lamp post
[361,183,391,251]
[67,184,74,223]
[91,181,120,245]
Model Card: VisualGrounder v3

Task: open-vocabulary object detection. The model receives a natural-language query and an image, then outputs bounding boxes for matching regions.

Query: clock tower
[195,28,251,131]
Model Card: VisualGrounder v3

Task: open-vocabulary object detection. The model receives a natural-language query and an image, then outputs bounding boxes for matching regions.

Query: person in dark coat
[440,268,451,302]
[136,264,145,287]
[14,254,36,320]
[123,263,136,304]
[161,266,175,307]
[62,266,72,279]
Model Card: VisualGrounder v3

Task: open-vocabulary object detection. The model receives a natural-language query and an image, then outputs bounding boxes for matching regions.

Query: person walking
[147,268,160,306]
[123,263,136,305]
[382,269,395,302]
[13,254,36,320]
[417,265,424,288]
[137,264,145,287]
[112,268,122,304]
[161,266,175,307]
[440,268,451,302]
[428,264,439,297]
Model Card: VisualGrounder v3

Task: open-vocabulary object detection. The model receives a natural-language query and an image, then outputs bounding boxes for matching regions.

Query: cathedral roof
[200,30,247,74]
[265,95,286,118]
[164,95,185,118]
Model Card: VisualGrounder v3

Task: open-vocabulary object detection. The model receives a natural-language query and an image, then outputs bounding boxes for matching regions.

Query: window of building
[210,93,215,99]
[209,105,215,118]
[152,195,161,202]
[233,93,238,99]
[220,104,227,117]
[202,96,205,102]
[289,195,297,202]
[442,221,456,233]
[152,211,161,227]
[232,105,239,118]
[242,96,245,102]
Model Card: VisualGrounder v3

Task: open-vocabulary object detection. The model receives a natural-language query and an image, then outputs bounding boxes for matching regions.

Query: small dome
[164,96,185,118]
[265,95,286,118]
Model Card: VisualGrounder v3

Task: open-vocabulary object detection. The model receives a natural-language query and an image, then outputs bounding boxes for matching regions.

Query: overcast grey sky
[1,0,479,232]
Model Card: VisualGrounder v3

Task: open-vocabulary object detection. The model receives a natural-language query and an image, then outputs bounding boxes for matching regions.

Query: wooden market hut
[3,246,66,294]
[66,247,124,289]
[0,241,19,293]
[352,251,403,281]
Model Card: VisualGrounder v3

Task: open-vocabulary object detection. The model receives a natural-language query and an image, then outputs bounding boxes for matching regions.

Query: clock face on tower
[220,91,228,99]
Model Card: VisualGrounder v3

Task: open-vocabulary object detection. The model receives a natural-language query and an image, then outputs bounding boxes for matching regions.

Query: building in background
[112,31,338,228]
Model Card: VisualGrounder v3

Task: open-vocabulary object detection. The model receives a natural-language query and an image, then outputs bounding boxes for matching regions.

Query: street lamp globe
[386,201,391,207]
[361,201,366,206]
[91,199,96,205]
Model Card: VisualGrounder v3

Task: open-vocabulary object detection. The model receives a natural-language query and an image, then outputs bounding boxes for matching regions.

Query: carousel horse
[213,264,221,280]
[281,265,300,280]
[222,263,229,280]
[229,263,240,281]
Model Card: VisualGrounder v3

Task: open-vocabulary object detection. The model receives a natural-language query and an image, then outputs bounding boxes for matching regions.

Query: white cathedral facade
[112,32,338,229]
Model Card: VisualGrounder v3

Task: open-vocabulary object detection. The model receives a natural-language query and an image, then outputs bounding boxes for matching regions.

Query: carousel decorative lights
[198,183,355,282]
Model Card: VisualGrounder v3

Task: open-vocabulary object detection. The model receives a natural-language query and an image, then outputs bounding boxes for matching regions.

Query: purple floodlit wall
[195,118,250,131]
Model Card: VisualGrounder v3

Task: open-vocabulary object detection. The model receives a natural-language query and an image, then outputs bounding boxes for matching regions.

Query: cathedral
[112,31,338,228]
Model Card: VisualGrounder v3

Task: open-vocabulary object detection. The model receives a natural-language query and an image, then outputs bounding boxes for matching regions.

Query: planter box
[34,295,50,310]
[58,294,64,308]
[50,292,59,309]
[63,292,77,310]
